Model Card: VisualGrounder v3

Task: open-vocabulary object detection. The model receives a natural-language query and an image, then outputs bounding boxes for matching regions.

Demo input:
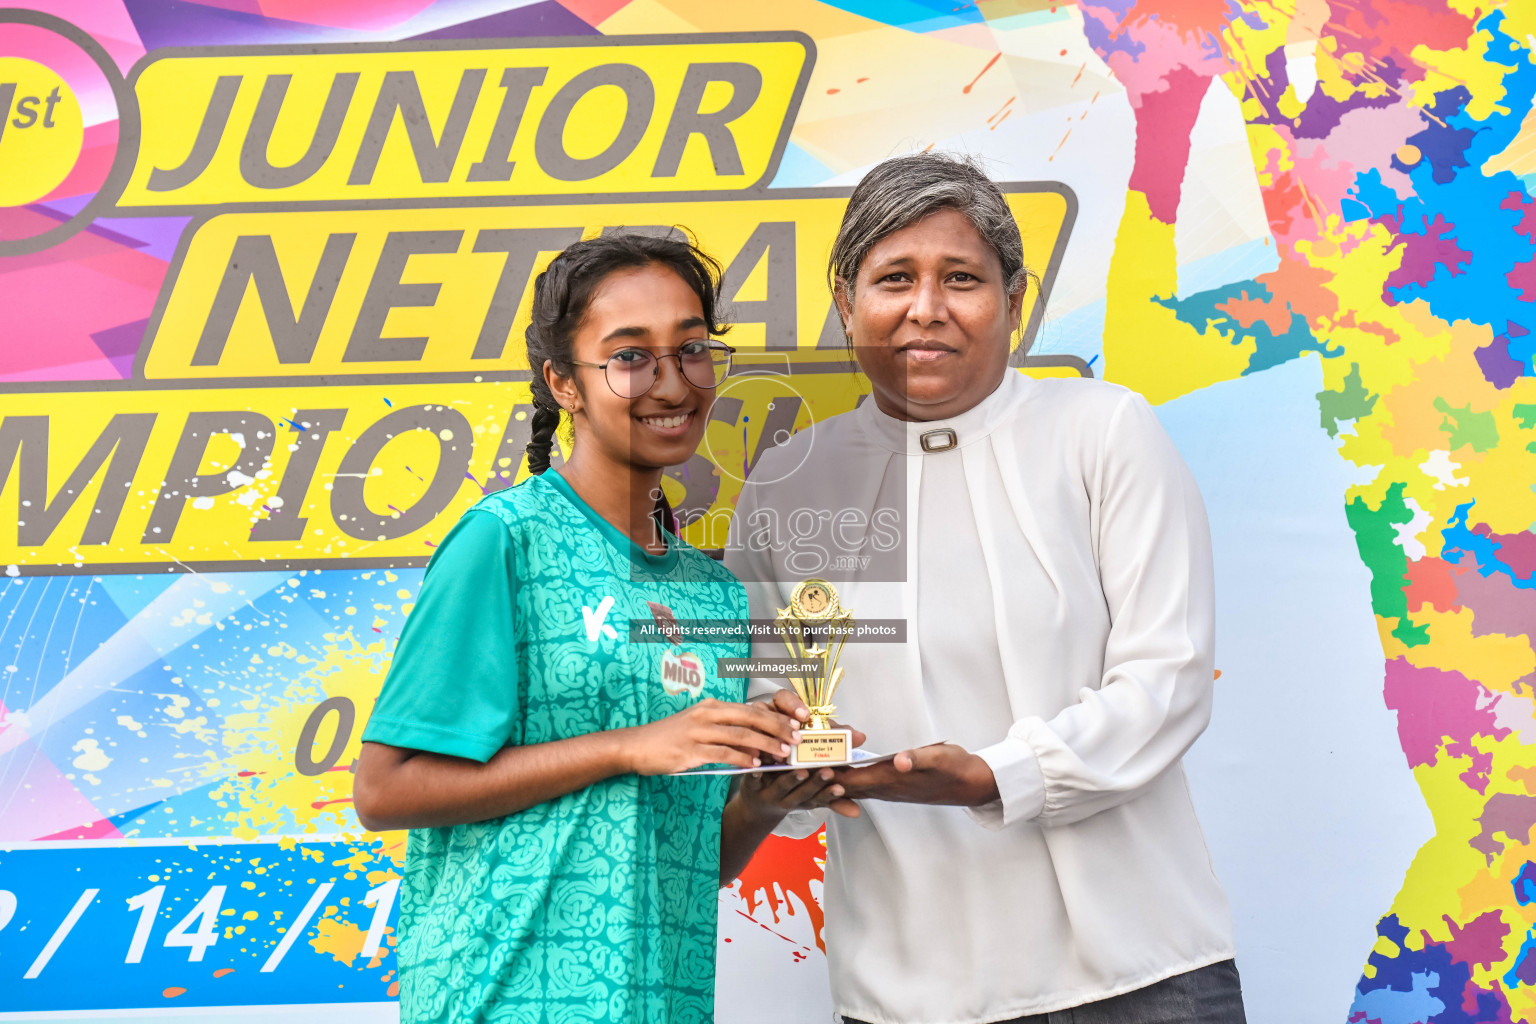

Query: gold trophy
[775,579,854,764]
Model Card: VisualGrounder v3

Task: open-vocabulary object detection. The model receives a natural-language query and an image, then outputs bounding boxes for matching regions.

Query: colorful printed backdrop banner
[0,1,1532,1022]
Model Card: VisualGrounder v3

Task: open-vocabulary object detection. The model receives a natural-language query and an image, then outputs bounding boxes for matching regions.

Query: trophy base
[791,728,852,765]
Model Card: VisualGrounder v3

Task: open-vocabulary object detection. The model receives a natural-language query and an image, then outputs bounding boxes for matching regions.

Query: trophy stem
[774,580,855,764]
[822,665,845,713]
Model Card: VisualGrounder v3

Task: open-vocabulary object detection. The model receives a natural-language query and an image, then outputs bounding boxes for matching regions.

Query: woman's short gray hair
[829,152,1029,305]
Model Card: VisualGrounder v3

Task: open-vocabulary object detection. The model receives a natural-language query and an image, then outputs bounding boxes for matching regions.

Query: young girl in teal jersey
[353,233,851,1024]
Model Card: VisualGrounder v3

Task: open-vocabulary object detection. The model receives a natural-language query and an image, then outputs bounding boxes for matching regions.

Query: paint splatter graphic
[734,832,827,952]
[1077,1,1536,1017]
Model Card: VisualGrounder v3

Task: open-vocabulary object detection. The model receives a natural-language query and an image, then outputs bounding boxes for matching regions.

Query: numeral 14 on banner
[5,877,401,978]
[125,884,225,963]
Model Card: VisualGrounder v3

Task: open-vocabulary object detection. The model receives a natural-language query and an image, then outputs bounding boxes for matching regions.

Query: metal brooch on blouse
[919,428,958,452]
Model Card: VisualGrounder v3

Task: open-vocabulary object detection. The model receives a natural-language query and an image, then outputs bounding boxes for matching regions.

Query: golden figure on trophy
[775,578,854,764]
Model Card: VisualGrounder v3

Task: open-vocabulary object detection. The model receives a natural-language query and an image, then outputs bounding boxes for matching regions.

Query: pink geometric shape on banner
[42,121,120,204]
[0,204,45,244]
[18,0,147,74]
[0,208,165,380]
[38,816,126,841]
[557,0,633,28]
[257,0,438,31]
[0,701,122,842]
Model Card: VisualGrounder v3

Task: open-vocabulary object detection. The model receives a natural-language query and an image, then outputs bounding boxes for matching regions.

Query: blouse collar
[856,369,1029,455]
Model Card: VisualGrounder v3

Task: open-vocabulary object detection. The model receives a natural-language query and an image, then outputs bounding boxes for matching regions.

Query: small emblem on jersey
[647,601,682,645]
[660,649,705,697]
[582,595,618,643]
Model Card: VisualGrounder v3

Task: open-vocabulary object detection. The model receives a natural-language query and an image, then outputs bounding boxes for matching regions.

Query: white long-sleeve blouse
[724,369,1235,1024]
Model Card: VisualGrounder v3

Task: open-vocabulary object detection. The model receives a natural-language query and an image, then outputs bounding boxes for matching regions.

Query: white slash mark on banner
[583,595,619,642]
[260,881,333,973]
[25,888,98,979]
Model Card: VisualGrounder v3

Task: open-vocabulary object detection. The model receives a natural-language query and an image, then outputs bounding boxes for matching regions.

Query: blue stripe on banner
[0,839,399,1013]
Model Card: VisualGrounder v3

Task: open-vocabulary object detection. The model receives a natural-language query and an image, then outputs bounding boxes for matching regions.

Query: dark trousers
[843,959,1247,1024]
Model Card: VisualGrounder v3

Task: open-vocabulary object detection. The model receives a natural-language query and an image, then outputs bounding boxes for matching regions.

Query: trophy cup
[774,579,854,765]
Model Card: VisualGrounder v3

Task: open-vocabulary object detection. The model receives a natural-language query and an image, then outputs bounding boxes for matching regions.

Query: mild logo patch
[660,649,704,697]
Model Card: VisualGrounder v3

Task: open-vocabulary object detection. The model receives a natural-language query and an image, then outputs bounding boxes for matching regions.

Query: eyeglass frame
[567,339,736,398]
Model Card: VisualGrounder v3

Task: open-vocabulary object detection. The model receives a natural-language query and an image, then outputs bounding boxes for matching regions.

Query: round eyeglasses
[570,340,735,399]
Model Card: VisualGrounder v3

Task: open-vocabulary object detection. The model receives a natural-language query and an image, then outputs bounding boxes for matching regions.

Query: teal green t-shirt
[362,470,749,1024]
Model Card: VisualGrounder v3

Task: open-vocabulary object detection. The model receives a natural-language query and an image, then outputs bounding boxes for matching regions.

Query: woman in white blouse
[724,154,1246,1024]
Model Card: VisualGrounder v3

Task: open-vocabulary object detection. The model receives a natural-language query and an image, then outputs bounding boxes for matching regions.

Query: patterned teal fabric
[363,470,749,1023]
